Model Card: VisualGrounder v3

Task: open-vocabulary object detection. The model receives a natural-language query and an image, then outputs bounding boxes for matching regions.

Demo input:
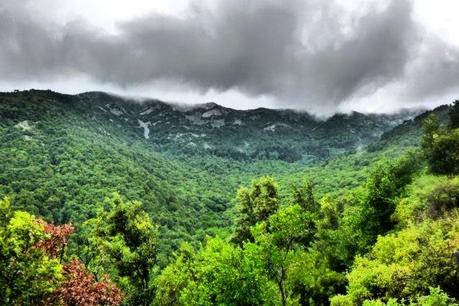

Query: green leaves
[428,129,459,175]
[334,217,459,305]
[448,100,459,130]
[231,176,279,245]
[84,193,159,305]
[423,110,459,175]
[0,198,63,305]
[155,177,347,305]
[154,238,276,306]
[267,204,316,250]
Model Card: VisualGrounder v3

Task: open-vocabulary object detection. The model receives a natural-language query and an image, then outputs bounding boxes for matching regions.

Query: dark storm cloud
[400,37,459,100]
[1,0,459,112]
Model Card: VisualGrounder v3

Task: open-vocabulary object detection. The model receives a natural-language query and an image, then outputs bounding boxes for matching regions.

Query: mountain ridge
[78,90,424,119]
[1,89,421,163]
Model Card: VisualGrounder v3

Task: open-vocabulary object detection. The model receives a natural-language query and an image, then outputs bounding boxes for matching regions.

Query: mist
[1,0,459,114]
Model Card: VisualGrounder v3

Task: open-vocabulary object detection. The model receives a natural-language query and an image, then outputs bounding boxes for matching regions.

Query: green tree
[288,250,346,306]
[422,111,459,175]
[417,287,458,306]
[331,217,459,305]
[312,195,352,272]
[153,243,196,306]
[154,238,275,305]
[449,100,459,129]
[0,197,63,305]
[231,176,279,245]
[422,114,441,153]
[85,193,159,305]
[249,204,318,306]
[355,154,419,249]
[289,178,319,213]
[427,129,459,175]
[155,177,333,306]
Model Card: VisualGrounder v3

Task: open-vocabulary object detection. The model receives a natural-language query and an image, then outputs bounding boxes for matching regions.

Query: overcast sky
[1,0,459,115]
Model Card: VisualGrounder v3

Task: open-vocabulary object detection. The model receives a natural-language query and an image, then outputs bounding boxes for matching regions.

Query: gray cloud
[1,0,459,113]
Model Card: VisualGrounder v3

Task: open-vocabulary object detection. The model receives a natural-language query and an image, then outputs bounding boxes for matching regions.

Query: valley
[1,90,458,305]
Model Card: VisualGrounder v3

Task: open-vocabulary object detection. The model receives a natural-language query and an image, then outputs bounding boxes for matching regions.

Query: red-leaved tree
[55,260,123,306]
[35,220,123,305]
[36,220,74,259]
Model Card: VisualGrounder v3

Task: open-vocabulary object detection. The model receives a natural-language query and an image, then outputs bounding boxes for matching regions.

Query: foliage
[0,90,426,263]
[392,175,459,226]
[2,91,459,305]
[231,176,279,245]
[427,129,459,175]
[449,100,459,129]
[332,217,459,305]
[368,152,419,226]
[84,193,159,305]
[154,239,276,306]
[331,153,421,261]
[425,179,459,219]
[416,287,458,306]
[155,177,345,306]
[53,259,123,306]
[0,197,63,305]
[0,197,123,305]
[36,220,74,258]
[422,107,459,175]
[421,114,441,153]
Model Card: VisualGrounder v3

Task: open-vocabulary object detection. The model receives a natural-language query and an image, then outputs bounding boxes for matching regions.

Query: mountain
[0,89,432,258]
[81,91,420,162]
[3,89,459,305]
[2,90,416,163]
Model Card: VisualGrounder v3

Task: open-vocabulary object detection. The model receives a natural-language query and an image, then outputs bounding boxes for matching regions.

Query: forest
[1,92,459,305]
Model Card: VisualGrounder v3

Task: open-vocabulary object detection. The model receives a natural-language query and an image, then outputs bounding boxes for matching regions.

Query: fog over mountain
[1,0,459,114]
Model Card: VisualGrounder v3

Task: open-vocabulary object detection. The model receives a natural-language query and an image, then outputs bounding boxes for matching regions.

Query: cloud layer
[1,0,459,114]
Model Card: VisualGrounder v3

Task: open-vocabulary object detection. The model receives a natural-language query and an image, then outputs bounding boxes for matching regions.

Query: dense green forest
[1,90,459,305]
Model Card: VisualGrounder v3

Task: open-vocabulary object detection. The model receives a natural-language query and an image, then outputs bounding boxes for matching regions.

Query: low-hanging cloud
[1,0,459,114]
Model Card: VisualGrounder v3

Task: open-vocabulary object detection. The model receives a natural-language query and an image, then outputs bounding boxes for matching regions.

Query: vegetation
[83,194,159,305]
[422,103,459,175]
[0,198,122,305]
[1,90,459,305]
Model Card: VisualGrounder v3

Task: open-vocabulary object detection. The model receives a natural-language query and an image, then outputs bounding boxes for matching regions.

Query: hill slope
[1,90,415,162]
[0,89,436,257]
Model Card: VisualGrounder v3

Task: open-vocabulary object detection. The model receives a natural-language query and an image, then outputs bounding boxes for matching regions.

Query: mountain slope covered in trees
[0,90,421,254]
[1,90,458,305]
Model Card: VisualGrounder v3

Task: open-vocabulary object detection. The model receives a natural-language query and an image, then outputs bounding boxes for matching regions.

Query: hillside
[79,91,418,162]
[2,90,415,161]
[0,90,435,252]
[1,89,458,305]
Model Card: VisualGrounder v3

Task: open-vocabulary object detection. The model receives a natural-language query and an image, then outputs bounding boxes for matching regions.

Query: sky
[0,0,459,115]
